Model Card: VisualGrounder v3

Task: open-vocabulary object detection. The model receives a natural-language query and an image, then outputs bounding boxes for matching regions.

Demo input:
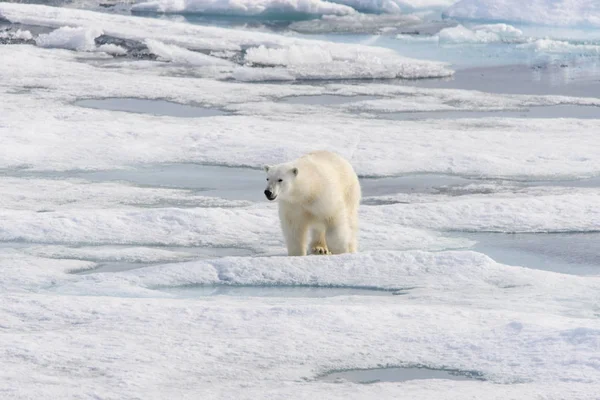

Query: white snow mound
[35,25,102,51]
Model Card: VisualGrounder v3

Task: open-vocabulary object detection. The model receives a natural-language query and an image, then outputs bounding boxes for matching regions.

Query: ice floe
[0,3,453,80]
[445,0,600,28]
[131,0,458,15]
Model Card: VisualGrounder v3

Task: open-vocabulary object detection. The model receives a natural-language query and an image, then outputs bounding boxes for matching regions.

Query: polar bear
[263,151,361,256]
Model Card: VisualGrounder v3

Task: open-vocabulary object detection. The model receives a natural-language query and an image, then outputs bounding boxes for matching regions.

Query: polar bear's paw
[311,246,331,255]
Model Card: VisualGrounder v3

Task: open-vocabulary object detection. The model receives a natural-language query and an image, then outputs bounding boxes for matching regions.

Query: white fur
[264,151,361,256]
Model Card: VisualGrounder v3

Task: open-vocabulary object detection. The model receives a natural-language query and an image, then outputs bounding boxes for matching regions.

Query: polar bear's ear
[292,167,298,176]
[263,165,271,173]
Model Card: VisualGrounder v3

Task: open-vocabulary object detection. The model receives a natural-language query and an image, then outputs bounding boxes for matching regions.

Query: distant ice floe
[438,23,524,43]
[289,13,421,34]
[396,22,600,59]
[444,0,600,28]
[131,0,357,16]
[518,38,600,56]
[397,23,526,44]
[131,0,458,15]
[0,3,453,80]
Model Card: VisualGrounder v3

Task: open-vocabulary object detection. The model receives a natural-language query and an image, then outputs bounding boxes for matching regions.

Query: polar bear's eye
[266,178,269,181]
[278,179,283,182]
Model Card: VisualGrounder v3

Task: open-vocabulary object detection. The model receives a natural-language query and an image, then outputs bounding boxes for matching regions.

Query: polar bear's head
[263,164,298,201]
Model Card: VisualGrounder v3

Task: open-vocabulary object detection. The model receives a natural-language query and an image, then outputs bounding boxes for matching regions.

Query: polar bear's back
[295,151,361,209]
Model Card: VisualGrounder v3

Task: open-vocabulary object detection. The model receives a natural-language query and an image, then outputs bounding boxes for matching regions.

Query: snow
[2,249,600,398]
[338,86,600,112]
[366,186,600,233]
[444,0,600,28]
[0,177,251,211]
[0,28,33,40]
[0,3,453,80]
[34,25,103,51]
[1,45,599,177]
[96,42,127,55]
[144,38,235,66]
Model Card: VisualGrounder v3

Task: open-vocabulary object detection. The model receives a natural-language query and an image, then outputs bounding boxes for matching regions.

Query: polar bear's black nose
[264,189,276,200]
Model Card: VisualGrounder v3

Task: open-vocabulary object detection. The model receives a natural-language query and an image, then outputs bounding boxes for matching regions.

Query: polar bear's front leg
[309,227,331,255]
[280,207,309,256]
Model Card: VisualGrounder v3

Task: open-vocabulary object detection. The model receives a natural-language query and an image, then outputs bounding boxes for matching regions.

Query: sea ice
[131,0,458,15]
[0,3,453,80]
[444,0,600,28]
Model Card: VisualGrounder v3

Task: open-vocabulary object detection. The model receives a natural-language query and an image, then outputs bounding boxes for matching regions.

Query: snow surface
[144,38,235,66]
[2,248,600,398]
[445,0,600,28]
[1,45,600,177]
[2,3,600,399]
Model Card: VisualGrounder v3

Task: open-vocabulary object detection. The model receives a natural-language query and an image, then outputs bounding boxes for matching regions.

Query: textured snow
[366,187,600,233]
[2,249,600,398]
[445,0,600,28]
[0,28,33,40]
[24,245,197,264]
[0,177,251,211]
[0,205,470,253]
[1,45,600,177]
[96,42,127,55]
[34,25,102,51]
[339,86,600,112]
[144,39,235,66]
[0,3,453,81]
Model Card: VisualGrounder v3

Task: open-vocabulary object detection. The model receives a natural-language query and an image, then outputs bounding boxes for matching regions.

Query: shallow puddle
[162,285,400,298]
[279,95,382,105]
[461,232,600,275]
[75,98,229,118]
[318,366,485,384]
[360,174,473,197]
